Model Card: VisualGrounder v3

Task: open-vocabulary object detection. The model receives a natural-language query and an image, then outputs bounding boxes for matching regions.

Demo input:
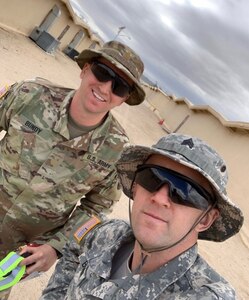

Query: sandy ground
[0,26,248,299]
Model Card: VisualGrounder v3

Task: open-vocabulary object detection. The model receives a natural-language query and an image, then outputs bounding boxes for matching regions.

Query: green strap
[0,252,26,291]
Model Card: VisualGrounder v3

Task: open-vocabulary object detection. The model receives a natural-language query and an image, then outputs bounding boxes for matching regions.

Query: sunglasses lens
[91,62,132,97]
[135,167,163,193]
[91,62,113,82]
[112,77,131,97]
[135,165,213,210]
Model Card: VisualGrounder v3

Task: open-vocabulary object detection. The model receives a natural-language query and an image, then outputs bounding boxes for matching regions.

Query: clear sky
[70,0,249,122]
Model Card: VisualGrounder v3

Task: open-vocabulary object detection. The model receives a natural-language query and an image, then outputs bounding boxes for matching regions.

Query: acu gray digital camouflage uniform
[0,78,129,257]
[41,219,235,300]
[41,134,243,299]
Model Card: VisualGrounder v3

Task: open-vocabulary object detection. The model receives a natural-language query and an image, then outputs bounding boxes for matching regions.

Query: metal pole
[113,26,126,40]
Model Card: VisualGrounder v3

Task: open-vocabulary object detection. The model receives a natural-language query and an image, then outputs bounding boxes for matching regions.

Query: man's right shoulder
[17,77,73,93]
[85,219,131,245]
[8,77,72,92]
[3,78,74,105]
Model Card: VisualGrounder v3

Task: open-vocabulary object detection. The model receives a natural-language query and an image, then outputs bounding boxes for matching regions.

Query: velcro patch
[74,216,101,243]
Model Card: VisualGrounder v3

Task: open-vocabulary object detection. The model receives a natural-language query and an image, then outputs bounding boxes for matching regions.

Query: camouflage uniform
[0,78,129,257]
[41,219,236,300]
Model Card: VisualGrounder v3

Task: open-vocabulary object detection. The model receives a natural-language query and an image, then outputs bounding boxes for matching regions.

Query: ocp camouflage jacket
[0,78,129,254]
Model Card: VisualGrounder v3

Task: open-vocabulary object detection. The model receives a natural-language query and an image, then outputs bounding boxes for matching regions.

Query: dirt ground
[0,26,248,299]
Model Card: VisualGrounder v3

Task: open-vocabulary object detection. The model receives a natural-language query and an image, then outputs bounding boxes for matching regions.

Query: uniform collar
[53,89,74,138]
[82,222,198,299]
[53,90,115,152]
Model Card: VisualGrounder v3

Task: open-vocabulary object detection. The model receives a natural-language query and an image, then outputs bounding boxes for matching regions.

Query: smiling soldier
[0,41,145,298]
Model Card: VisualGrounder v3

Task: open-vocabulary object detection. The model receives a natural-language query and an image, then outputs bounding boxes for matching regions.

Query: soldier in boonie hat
[41,134,243,299]
[117,133,243,242]
[75,40,145,105]
[0,41,146,299]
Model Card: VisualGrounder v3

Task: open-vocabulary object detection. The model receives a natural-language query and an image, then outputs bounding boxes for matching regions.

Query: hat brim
[116,144,244,242]
[75,49,145,106]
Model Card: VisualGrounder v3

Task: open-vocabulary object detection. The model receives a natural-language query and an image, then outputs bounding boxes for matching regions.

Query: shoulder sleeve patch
[73,215,101,243]
[0,85,9,99]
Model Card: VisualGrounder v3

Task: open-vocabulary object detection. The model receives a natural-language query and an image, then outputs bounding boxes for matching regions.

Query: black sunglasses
[90,61,133,97]
[135,164,215,210]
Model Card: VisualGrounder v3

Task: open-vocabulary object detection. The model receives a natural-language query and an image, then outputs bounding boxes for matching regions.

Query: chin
[135,234,157,248]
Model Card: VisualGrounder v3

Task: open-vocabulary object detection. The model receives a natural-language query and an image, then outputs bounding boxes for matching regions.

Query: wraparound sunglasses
[135,164,215,210]
[90,61,133,97]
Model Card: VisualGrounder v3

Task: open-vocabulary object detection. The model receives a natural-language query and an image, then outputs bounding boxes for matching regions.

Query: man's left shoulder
[190,255,236,299]
[94,114,129,158]
[108,113,129,138]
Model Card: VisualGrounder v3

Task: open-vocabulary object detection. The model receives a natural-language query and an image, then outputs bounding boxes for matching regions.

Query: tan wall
[0,0,92,51]
[144,85,249,242]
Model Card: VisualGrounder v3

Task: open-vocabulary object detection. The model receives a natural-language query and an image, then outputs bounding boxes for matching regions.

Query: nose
[150,184,172,207]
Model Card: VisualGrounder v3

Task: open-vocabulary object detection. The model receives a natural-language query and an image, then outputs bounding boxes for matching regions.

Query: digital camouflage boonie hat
[75,41,145,106]
[116,133,244,242]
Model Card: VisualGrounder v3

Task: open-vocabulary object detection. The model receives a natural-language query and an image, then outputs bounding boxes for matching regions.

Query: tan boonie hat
[116,133,244,242]
[75,41,145,106]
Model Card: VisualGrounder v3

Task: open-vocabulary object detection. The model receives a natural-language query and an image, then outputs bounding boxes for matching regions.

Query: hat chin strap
[128,189,217,254]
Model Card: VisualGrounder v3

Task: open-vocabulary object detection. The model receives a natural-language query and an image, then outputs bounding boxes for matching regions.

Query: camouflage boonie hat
[116,133,244,242]
[75,41,145,106]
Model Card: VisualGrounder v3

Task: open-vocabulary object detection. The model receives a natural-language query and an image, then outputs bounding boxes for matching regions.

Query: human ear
[197,208,220,233]
[80,63,90,79]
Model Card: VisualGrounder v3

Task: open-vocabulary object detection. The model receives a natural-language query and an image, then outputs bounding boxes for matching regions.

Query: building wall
[144,85,249,241]
[0,0,93,52]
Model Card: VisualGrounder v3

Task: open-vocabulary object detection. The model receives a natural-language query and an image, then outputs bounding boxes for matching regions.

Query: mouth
[143,212,167,223]
[92,90,106,102]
